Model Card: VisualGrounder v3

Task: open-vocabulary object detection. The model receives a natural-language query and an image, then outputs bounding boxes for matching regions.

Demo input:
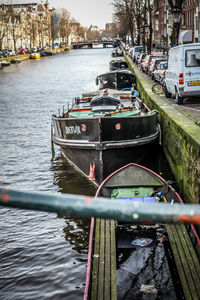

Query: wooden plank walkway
[89,196,200,299]
[166,224,200,300]
[91,218,117,300]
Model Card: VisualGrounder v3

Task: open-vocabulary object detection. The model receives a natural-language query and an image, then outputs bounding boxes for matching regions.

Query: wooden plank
[179,225,200,282]
[110,220,117,300]
[91,218,117,300]
[98,219,105,300]
[176,225,200,298]
[91,218,100,300]
[104,219,111,300]
[166,224,192,300]
[166,223,200,300]
[173,225,198,299]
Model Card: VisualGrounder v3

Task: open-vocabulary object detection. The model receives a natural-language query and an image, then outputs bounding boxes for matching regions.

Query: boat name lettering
[66,126,81,135]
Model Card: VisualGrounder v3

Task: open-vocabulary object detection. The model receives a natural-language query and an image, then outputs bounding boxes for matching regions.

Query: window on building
[155,19,159,31]
[181,13,186,26]
[195,16,198,30]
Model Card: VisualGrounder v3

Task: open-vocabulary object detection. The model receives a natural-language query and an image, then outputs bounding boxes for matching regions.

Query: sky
[48,0,114,29]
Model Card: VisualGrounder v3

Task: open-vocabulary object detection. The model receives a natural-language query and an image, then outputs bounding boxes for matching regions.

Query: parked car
[138,53,147,65]
[128,47,134,57]
[125,44,130,53]
[141,55,154,73]
[141,54,164,73]
[149,57,166,79]
[18,48,27,54]
[132,45,143,62]
[164,43,200,104]
[154,61,167,82]
[2,49,10,57]
[31,47,37,53]
[41,46,48,51]
[7,49,15,56]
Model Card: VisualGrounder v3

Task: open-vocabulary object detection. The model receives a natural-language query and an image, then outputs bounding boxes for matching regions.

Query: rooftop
[0,0,42,5]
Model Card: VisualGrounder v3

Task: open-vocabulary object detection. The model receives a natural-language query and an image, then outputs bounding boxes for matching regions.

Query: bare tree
[51,11,60,47]
[7,7,23,51]
[87,28,101,41]
[37,14,50,48]
[113,3,130,41]
[144,0,154,54]
[112,0,151,47]
[59,8,72,44]
[113,0,135,45]
[70,18,86,42]
[0,9,9,50]
[75,23,86,41]
[25,17,38,49]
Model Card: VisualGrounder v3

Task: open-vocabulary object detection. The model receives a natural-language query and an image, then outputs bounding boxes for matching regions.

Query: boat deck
[90,220,200,299]
[166,224,200,299]
[69,109,141,118]
[90,218,117,300]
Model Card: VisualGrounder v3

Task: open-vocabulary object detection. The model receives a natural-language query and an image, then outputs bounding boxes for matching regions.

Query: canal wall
[125,55,200,206]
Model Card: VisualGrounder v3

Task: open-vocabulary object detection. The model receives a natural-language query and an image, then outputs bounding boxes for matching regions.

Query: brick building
[181,0,199,42]
[151,0,199,48]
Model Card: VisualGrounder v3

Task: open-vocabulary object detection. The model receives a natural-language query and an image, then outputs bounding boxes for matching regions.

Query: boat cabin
[96,70,136,91]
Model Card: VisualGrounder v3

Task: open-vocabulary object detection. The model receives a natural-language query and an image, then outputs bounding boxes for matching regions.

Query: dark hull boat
[109,59,129,71]
[95,69,136,91]
[1,61,11,67]
[10,59,21,64]
[84,163,190,299]
[52,91,160,186]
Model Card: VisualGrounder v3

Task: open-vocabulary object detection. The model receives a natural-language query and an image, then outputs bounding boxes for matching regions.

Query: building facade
[0,0,51,50]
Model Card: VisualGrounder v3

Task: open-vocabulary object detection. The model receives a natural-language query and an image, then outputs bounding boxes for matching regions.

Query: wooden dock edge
[91,218,117,300]
[166,224,200,300]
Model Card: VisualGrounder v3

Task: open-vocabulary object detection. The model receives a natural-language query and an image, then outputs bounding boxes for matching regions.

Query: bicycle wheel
[152,83,164,94]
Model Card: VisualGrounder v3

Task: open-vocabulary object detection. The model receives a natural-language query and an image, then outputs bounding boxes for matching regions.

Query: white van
[164,43,200,104]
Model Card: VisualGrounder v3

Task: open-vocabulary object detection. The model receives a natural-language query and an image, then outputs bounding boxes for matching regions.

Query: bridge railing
[0,187,200,225]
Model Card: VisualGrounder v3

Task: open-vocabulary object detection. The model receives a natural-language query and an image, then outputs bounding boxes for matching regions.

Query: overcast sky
[48,0,114,29]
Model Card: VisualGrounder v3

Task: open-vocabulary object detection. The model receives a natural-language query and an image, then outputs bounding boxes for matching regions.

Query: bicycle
[152,79,165,95]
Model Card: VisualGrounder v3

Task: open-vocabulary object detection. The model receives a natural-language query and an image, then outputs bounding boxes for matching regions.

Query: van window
[134,46,142,52]
[185,49,200,67]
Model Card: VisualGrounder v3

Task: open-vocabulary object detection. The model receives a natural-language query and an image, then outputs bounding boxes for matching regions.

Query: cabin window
[185,49,200,67]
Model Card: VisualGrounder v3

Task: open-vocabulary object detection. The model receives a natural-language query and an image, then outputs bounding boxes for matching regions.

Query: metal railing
[0,187,200,225]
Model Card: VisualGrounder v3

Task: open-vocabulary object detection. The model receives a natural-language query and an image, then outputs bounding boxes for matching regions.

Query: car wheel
[164,84,171,98]
[175,89,183,104]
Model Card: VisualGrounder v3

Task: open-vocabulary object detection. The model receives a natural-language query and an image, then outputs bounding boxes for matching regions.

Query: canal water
[0,48,177,299]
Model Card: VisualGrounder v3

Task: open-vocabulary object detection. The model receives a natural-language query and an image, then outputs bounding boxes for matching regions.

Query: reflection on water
[62,217,91,256]
[0,48,177,299]
[51,154,96,196]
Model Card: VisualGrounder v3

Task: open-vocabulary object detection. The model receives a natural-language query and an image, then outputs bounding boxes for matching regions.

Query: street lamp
[144,23,150,53]
[172,7,182,46]
[144,23,149,34]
